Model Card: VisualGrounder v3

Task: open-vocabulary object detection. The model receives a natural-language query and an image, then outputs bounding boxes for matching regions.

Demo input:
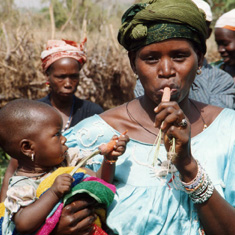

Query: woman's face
[47,57,82,98]
[215,28,235,65]
[130,39,203,104]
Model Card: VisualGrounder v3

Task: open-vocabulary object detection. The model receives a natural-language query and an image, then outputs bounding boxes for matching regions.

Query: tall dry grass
[0,3,135,110]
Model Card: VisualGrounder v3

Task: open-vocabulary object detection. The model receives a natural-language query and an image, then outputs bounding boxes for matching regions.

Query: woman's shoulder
[192,100,235,129]
[100,103,131,132]
[204,104,235,126]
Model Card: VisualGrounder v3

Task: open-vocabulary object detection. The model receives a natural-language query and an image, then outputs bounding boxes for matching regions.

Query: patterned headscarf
[118,0,207,54]
[41,38,87,72]
[215,9,235,31]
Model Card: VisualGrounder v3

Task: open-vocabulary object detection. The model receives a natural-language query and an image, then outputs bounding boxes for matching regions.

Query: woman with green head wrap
[63,0,235,234]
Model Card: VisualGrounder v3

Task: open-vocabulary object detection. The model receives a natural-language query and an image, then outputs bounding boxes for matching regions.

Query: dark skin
[99,39,235,234]
[2,104,128,234]
[0,57,82,202]
[46,57,82,130]
[10,108,74,233]
[214,28,235,78]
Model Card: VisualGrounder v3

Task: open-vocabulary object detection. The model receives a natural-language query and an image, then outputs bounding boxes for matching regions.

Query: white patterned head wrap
[41,38,87,72]
[215,9,235,31]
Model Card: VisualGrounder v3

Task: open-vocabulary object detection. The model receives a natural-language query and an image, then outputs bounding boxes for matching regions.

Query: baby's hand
[50,174,74,199]
[100,133,129,162]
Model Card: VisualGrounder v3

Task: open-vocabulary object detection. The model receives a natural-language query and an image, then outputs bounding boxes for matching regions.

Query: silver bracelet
[189,180,214,204]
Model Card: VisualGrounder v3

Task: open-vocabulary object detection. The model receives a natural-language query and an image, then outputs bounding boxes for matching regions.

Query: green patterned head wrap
[118,0,207,54]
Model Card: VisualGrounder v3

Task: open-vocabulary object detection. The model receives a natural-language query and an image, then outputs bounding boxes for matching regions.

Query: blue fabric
[64,110,235,235]
[134,59,235,109]
[72,172,85,188]
[0,217,3,235]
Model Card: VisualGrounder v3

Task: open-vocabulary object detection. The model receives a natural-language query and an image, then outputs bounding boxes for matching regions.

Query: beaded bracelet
[181,160,203,189]
[183,174,205,194]
[180,160,214,204]
[104,155,117,164]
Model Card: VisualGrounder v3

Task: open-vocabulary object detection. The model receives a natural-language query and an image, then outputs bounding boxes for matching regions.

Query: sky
[14,0,134,9]
[15,0,48,9]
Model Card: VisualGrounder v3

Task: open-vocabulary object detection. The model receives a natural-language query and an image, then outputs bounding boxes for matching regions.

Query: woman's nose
[218,45,226,53]
[158,58,175,78]
[64,78,72,87]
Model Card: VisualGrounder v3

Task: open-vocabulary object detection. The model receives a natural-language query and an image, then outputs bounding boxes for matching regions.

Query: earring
[45,81,50,87]
[31,153,34,161]
[134,74,138,79]
[196,68,202,75]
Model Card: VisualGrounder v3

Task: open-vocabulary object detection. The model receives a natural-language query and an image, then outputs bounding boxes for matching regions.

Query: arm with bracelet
[96,132,129,183]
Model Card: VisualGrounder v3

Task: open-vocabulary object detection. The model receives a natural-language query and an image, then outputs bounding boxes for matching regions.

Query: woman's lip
[159,88,177,95]
[60,92,73,96]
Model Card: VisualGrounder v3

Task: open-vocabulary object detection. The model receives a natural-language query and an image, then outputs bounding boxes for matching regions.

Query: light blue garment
[64,109,235,235]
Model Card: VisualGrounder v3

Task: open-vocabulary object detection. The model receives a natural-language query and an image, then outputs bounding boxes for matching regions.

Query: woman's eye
[71,75,79,80]
[173,54,187,62]
[55,76,64,80]
[145,56,159,63]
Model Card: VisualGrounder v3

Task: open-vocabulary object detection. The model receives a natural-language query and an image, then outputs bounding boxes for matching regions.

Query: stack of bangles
[104,155,117,164]
[180,161,214,204]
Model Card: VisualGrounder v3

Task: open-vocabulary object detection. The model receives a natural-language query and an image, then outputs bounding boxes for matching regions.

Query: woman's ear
[128,51,137,74]
[197,51,204,68]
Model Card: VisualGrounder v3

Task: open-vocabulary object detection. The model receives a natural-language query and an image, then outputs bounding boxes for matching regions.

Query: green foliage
[207,0,235,22]
[0,148,10,187]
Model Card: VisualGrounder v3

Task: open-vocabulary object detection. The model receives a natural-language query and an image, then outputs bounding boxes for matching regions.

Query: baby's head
[0,99,68,167]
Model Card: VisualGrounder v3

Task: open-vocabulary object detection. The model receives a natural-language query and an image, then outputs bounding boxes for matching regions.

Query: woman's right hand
[52,194,97,235]
[154,101,191,160]
[154,101,198,181]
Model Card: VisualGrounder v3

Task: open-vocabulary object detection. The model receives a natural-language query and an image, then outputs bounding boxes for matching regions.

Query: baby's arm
[13,173,73,234]
[96,134,129,183]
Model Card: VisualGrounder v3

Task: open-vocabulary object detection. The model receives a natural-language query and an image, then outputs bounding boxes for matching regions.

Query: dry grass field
[0,25,135,111]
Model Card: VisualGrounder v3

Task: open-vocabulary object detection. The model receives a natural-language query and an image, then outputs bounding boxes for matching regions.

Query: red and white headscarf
[41,38,87,72]
[215,9,235,31]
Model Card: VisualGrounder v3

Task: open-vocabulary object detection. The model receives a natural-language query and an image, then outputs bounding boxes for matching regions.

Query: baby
[0,99,129,234]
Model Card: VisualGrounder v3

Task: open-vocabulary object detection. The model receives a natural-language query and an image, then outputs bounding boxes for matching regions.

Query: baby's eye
[54,131,62,137]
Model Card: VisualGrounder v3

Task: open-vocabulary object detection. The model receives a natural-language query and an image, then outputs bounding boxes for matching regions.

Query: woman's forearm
[197,190,235,234]
[178,158,235,234]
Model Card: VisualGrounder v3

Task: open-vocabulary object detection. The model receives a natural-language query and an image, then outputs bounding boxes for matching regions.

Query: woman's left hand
[154,101,192,166]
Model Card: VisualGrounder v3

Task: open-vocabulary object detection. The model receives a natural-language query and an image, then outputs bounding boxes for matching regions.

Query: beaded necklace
[62,96,75,133]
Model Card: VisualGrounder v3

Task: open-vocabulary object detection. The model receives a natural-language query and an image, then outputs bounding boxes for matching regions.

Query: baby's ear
[20,139,34,157]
